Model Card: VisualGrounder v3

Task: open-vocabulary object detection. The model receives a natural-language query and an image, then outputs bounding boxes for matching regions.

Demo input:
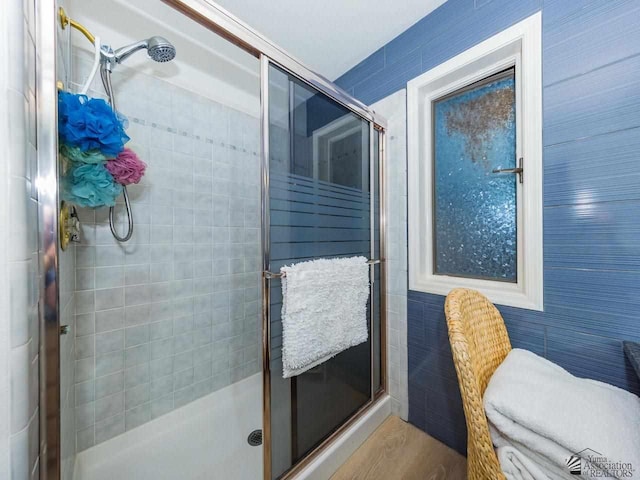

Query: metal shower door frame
[37,1,62,479]
[260,57,387,479]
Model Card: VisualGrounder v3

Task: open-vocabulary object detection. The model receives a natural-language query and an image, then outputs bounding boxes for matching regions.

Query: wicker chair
[444,288,512,480]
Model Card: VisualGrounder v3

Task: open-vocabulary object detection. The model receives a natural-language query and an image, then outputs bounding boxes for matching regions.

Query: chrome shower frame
[39,1,387,479]
[259,57,387,480]
[37,1,62,478]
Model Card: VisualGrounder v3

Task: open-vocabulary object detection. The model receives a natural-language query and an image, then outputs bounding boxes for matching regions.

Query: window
[312,115,369,190]
[407,13,542,310]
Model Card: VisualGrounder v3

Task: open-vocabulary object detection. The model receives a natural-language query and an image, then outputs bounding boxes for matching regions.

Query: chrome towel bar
[264,259,382,279]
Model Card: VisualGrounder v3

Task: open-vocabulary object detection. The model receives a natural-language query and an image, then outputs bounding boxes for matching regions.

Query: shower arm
[112,41,149,64]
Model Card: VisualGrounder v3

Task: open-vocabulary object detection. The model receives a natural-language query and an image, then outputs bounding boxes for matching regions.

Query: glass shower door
[265,63,380,479]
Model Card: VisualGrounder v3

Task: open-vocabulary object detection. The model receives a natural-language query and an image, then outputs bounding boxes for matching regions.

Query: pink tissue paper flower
[105,148,147,185]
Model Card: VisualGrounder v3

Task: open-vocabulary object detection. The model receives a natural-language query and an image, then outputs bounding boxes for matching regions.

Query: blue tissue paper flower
[58,91,130,156]
[62,162,123,208]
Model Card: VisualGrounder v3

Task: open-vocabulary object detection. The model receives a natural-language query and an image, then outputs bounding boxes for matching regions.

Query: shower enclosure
[38,1,387,479]
[264,63,385,479]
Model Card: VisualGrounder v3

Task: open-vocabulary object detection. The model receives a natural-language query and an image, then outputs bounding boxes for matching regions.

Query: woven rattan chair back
[444,288,512,480]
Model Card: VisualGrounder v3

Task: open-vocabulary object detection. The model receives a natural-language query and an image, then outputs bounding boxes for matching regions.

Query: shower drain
[247,429,262,446]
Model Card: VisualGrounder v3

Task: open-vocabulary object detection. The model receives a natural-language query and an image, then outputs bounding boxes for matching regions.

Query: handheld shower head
[112,36,176,65]
[146,36,176,63]
[99,35,176,112]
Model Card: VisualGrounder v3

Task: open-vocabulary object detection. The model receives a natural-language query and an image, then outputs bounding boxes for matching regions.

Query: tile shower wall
[71,50,261,450]
[370,90,408,420]
[336,0,640,455]
[1,0,41,479]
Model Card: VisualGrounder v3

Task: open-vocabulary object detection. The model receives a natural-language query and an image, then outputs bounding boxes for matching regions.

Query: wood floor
[331,416,467,480]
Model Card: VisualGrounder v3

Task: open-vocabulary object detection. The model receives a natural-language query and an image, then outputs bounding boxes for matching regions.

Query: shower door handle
[264,271,284,280]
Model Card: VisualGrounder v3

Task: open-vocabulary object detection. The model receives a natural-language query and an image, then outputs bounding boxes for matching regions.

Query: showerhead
[146,36,176,63]
[112,36,176,65]
[99,36,175,111]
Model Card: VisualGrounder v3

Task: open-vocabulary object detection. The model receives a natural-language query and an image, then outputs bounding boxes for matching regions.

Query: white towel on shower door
[280,256,370,378]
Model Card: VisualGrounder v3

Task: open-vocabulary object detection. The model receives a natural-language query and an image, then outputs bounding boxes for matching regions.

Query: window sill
[410,273,543,311]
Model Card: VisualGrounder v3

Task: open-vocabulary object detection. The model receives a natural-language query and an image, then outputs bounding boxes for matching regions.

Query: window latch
[492,157,523,183]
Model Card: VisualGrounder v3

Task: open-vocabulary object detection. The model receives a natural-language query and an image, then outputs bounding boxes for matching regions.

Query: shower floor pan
[74,374,262,480]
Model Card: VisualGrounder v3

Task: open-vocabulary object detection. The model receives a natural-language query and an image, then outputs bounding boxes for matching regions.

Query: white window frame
[407,12,543,311]
[312,115,369,190]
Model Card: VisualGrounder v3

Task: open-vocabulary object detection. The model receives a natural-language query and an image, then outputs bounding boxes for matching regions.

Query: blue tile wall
[335,0,640,455]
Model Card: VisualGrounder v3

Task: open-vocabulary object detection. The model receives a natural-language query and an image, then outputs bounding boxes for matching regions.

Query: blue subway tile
[542,0,599,27]
[424,371,466,442]
[544,269,640,340]
[408,382,427,429]
[474,0,494,8]
[420,0,540,75]
[546,327,639,394]
[353,49,422,105]
[545,201,640,270]
[408,289,440,305]
[407,298,425,319]
[544,306,640,345]
[544,128,640,205]
[426,417,467,455]
[424,389,467,454]
[544,54,640,146]
[502,316,546,356]
[384,0,468,66]
[334,48,385,90]
[544,0,640,86]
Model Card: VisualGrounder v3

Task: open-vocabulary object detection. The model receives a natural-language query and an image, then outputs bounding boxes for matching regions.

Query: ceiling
[214,0,448,80]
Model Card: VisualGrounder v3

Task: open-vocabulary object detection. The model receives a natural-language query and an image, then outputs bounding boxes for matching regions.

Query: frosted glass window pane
[433,69,517,282]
